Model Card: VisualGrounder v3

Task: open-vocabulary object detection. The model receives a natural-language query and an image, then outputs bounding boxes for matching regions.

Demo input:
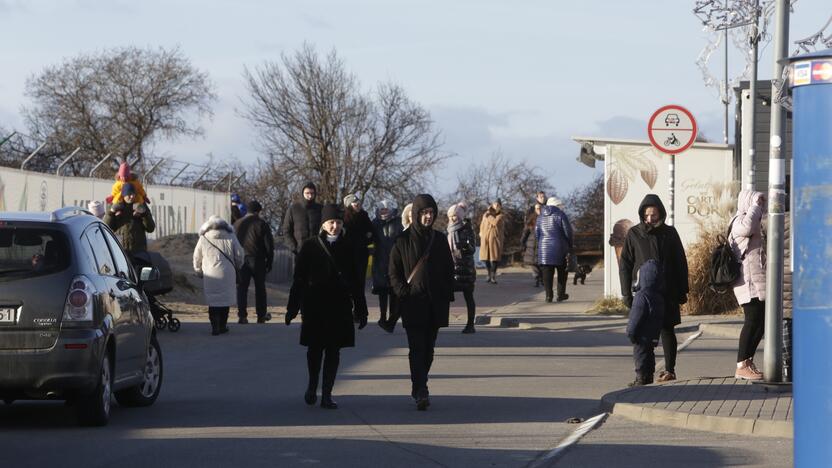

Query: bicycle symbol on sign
[664,133,680,147]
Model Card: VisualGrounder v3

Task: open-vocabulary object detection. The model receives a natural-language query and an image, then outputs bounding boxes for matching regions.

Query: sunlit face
[419,208,435,227]
[644,206,661,226]
[351,201,362,211]
[534,204,541,215]
[123,193,136,204]
[379,207,390,218]
[491,201,501,211]
[536,192,546,204]
[322,219,343,236]
[303,188,316,201]
[448,213,459,224]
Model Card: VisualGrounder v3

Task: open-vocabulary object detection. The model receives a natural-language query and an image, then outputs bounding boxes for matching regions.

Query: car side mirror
[140,267,159,282]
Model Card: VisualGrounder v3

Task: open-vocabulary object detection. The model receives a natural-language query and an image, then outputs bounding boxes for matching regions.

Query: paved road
[0,271,793,467]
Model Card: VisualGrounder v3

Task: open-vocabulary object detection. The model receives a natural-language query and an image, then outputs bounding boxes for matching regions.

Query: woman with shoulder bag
[193,215,245,336]
[285,204,369,409]
[729,190,767,380]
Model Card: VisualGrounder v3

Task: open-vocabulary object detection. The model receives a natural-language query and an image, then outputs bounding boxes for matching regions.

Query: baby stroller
[132,251,181,332]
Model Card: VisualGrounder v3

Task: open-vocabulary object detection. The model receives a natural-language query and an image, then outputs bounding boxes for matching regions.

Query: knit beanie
[122,183,136,197]
[87,200,104,218]
[117,162,131,180]
[343,193,360,207]
[447,202,467,219]
[321,203,343,223]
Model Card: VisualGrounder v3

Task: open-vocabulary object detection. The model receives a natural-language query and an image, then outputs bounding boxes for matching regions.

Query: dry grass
[586,296,629,316]
[681,181,742,316]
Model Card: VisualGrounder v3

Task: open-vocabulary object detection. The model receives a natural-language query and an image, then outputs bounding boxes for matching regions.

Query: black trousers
[462,288,476,325]
[540,265,567,299]
[307,346,341,396]
[661,323,677,374]
[405,327,439,397]
[237,257,267,319]
[633,339,656,382]
[738,298,766,362]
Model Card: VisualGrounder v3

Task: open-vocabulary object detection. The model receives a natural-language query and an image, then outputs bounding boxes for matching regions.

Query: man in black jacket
[619,194,689,383]
[283,182,323,255]
[389,194,455,410]
[234,200,275,324]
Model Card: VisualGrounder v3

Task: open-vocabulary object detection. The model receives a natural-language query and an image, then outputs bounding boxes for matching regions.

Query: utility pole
[723,0,730,144]
[745,0,760,189]
[763,0,789,383]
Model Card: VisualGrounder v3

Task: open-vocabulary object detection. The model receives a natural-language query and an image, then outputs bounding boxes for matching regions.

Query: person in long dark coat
[619,194,689,383]
[447,203,477,333]
[285,204,369,409]
[521,203,542,287]
[343,193,376,285]
[389,194,455,410]
[371,200,402,328]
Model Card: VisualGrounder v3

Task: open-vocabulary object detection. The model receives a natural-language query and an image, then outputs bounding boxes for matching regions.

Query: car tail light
[63,275,94,323]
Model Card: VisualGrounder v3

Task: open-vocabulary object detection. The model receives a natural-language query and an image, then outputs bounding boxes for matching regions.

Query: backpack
[708,217,740,293]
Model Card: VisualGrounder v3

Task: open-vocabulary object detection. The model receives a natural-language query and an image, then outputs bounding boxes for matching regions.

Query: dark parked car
[0,207,163,426]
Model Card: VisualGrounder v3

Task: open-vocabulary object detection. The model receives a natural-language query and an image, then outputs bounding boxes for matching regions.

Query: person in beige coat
[194,215,246,335]
[729,190,767,380]
[479,199,506,283]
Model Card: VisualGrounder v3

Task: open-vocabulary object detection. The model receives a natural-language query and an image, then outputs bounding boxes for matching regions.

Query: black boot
[305,378,318,405]
[320,351,339,409]
[219,309,230,334]
[209,310,220,336]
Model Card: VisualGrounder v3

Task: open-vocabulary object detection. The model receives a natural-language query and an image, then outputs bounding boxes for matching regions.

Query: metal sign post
[647,105,699,225]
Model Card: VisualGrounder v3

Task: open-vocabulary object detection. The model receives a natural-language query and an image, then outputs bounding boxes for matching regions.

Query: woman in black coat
[343,193,376,283]
[371,200,403,327]
[389,194,455,410]
[619,194,689,383]
[447,203,477,333]
[286,204,369,409]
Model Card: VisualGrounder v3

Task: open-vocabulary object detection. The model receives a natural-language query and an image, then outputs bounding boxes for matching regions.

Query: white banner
[0,166,229,239]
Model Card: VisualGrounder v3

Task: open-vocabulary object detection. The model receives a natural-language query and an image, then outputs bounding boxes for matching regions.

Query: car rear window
[0,227,70,281]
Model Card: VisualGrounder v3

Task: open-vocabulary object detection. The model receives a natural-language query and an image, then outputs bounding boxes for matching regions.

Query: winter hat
[121,183,136,197]
[546,197,562,207]
[87,200,104,218]
[401,203,413,229]
[447,202,467,219]
[411,194,438,232]
[321,203,343,223]
[230,193,242,203]
[343,193,361,207]
[248,200,262,213]
[302,181,317,193]
[117,162,131,180]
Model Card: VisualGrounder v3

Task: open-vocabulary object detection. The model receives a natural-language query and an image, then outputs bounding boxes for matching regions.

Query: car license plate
[0,307,16,324]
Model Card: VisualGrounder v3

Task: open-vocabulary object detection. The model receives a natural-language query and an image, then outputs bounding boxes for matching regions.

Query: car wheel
[115,335,163,407]
[77,353,112,426]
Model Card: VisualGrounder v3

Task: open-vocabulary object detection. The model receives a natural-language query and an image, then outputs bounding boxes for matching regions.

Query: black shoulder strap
[202,235,238,270]
[407,231,435,284]
[316,236,351,290]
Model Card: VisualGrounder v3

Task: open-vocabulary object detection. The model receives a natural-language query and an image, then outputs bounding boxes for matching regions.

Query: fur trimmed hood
[199,215,234,236]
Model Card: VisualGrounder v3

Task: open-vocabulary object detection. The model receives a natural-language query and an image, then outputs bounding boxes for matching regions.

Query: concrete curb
[600,386,793,439]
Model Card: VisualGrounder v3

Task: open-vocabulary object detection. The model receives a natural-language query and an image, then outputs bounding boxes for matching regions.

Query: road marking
[526,413,608,468]
[656,330,703,372]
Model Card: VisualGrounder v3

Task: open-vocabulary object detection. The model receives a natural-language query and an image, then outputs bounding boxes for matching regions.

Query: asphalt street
[0,272,793,467]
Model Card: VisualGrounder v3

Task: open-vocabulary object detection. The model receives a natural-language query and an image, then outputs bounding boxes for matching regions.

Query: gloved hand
[628,334,637,345]
[623,296,633,308]
[285,309,298,326]
[357,316,367,330]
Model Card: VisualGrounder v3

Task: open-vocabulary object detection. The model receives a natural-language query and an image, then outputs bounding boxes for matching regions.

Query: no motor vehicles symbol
[647,105,698,154]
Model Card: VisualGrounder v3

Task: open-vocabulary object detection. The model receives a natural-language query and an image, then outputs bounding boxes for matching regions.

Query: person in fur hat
[343,192,376,285]
[389,194,455,410]
[193,215,245,335]
[285,204,369,409]
[447,202,478,333]
[371,200,403,329]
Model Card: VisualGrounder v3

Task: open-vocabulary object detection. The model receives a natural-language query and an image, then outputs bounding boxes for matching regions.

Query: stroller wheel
[154,316,168,330]
[167,318,181,332]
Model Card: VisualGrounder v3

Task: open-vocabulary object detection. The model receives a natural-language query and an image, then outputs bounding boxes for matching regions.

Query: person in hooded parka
[389,194,455,411]
[193,215,246,335]
[285,204,369,409]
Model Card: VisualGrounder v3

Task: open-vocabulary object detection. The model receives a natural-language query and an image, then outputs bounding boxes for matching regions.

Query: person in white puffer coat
[193,215,245,335]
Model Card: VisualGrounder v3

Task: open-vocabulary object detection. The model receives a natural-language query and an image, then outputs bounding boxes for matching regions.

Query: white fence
[0,166,229,240]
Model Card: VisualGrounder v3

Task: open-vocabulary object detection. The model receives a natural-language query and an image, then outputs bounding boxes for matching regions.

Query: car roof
[0,209,101,235]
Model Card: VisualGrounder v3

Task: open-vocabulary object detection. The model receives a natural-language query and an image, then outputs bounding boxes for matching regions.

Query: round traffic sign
[647,105,698,154]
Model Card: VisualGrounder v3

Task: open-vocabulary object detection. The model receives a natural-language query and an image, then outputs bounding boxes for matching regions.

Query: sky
[0,0,830,197]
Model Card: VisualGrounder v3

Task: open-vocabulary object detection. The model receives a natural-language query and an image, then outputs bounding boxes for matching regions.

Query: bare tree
[240,44,448,204]
[22,46,216,176]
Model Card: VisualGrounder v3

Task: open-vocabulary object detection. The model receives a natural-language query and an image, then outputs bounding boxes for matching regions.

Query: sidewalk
[476,269,794,439]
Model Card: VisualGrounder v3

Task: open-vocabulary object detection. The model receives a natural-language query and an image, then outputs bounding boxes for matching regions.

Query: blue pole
[789,48,832,466]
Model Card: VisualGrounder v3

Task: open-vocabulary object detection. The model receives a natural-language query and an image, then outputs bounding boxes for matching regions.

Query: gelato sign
[682,179,723,218]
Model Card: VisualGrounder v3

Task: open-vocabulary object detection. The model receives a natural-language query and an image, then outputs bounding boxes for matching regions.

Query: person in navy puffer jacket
[626,259,665,386]
[535,197,573,302]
